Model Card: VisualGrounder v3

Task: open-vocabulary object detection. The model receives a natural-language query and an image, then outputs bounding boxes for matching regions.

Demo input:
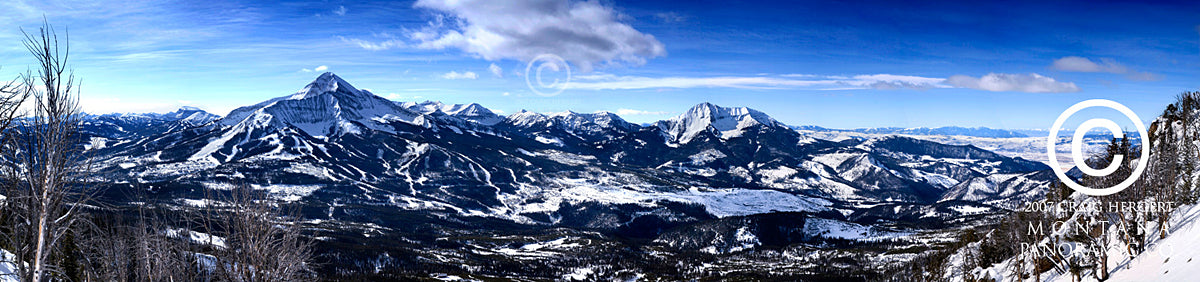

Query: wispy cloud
[407,0,666,71]
[852,74,945,90]
[333,6,347,16]
[104,50,190,62]
[569,72,1082,93]
[1051,56,1127,73]
[568,73,946,90]
[945,73,1080,93]
[1050,56,1159,81]
[488,63,503,78]
[654,12,687,23]
[0,0,261,52]
[338,36,405,51]
[441,71,478,80]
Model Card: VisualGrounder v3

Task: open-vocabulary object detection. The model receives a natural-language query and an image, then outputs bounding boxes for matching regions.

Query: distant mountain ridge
[79,107,220,141]
[795,125,1031,138]
[76,72,1056,278]
[77,73,1055,224]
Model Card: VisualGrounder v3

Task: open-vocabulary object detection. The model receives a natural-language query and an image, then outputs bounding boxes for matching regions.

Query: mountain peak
[507,110,550,127]
[691,102,718,111]
[660,102,782,144]
[292,72,362,99]
[157,106,220,125]
[213,72,419,141]
[443,103,492,116]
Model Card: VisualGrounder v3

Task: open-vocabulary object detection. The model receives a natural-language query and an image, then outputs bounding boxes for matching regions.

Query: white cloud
[409,0,666,71]
[1051,56,1127,73]
[333,6,347,16]
[612,109,670,116]
[654,12,687,23]
[945,73,1080,93]
[300,65,329,72]
[851,74,945,90]
[441,71,478,80]
[570,76,825,90]
[567,72,1081,93]
[568,73,946,90]
[1125,72,1160,81]
[338,36,405,51]
[489,63,503,78]
[1050,56,1159,81]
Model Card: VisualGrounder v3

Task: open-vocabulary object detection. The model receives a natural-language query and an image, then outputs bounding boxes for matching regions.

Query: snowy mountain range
[80,73,1058,279]
[794,125,1033,138]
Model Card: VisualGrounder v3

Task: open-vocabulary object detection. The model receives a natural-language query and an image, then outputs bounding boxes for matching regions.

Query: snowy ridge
[656,102,786,144]
[504,110,635,132]
[401,101,504,125]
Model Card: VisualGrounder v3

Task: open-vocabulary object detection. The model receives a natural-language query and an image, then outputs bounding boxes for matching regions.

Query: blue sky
[0,0,1196,129]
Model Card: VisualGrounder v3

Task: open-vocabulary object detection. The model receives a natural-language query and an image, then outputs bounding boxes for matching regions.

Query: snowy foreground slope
[941,102,1200,282]
[955,202,1200,282]
[1104,203,1200,281]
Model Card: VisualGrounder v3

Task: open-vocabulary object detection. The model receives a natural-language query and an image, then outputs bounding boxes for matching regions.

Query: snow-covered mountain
[81,72,1056,279]
[81,107,220,138]
[217,72,421,139]
[657,102,790,144]
[159,106,221,125]
[498,110,638,146]
[401,100,505,125]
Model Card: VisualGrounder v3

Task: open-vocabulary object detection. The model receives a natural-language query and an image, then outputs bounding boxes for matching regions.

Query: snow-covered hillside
[1104,203,1200,281]
[931,94,1199,282]
[952,201,1200,282]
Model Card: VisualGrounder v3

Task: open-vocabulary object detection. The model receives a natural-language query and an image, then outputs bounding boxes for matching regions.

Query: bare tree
[0,72,25,133]
[213,186,314,281]
[87,207,204,279]
[78,212,134,281]
[0,20,93,282]
[75,183,211,281]
[0,64,29,282]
